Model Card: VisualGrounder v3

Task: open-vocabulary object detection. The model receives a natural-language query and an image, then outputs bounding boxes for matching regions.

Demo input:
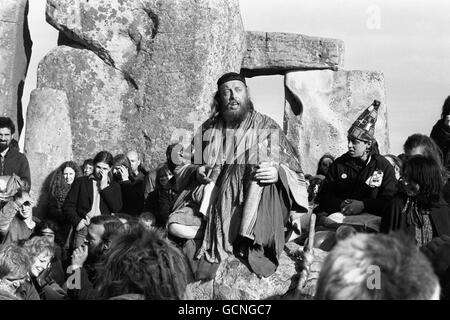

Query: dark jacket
[431,119,450,169]
[144,164,178,227]
[316,153,398,216]
[119,178,145,217]
[0,148,31,185]
[380,194,450,238]
[63,176,122,228]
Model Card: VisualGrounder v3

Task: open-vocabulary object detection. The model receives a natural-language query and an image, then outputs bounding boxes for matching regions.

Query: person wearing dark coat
[316,100,397,219]
[430,95,450,171]
[0,117,31,186]
[381,155,450,247]
[111,154,145,217]
[63,151,122,249]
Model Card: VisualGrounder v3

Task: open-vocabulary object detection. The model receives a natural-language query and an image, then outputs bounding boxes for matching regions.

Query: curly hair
[0,244,30,280]
[95,225,191,300]
[22,236,55,261]
[49,161,82,206]
[402,155,443,207]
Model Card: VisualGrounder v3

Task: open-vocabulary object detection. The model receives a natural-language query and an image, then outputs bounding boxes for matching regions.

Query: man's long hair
[95,224,190,300]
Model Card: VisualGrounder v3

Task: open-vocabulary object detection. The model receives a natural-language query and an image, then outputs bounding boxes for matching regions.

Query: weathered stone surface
[284,70,388,175]
[42,0,246,169]
[24,88,73,217]
[241,31,344,77]
[0,0,32,133]
[189,242,327,300]
[37,45,132,163]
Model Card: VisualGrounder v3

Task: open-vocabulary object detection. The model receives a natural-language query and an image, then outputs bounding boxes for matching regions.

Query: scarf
[402,197,433,246]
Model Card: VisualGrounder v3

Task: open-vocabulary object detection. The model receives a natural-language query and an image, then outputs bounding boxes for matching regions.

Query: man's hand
[71,245,88,268]
[76,219,87,231]
[341,199,364,215]
[289,215,301,235]
[119,165,129,182]
[255,162,278,184]
[196,165,213,184]
[14,191,33,207]
[98,170,109,190]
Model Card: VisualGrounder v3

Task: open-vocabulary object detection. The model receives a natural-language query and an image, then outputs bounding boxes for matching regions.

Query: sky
[22,0,450,155]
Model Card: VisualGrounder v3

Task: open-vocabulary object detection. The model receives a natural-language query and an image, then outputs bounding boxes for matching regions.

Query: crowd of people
[1,72,450,300]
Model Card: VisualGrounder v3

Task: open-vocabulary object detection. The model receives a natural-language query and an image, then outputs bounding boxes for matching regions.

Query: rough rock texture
[188,242,327,300]
[43,0,246,168]
[0,0,32,134]
[37,45,132,161]
[284,70,388,175]
[241,31,344,78]
[24,88,73,217]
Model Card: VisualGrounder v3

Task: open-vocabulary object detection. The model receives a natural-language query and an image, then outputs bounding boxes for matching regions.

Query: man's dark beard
[0,142,8,153]
[87,243,104,264]
[220,99,253,127]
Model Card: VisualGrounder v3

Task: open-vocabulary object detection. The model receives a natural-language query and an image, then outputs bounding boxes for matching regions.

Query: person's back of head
[95,224,191,300]
[315,232,440,300]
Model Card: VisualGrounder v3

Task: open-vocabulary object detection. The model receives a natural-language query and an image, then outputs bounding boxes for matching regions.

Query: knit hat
[217,72,246,88]
[348,100,381,142]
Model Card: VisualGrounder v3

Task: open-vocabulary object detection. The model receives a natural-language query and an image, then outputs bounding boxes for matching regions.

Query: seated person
[63,151,122,249]
[166,72,309,279]
[82,159,94,177]
[315,231,441,299]
[403,133,450,204]
[0,243,30,300]
[144,143,183,228]
[315,100,397,232]
[380,155,450,246]
[112,154,145,217]
[316,153,335,178]
[0,187,38,244]
[22,236,66,300]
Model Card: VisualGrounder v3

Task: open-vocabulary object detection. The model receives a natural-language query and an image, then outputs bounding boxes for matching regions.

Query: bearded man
[167,72,309,278]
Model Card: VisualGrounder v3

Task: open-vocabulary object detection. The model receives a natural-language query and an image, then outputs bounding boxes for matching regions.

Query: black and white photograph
[1,0,449,309]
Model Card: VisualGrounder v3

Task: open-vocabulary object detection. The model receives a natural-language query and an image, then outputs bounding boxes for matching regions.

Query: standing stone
[37,46,132,163]
[43,0,246,168]
[0,0,32,134]
[284,70,388,175]
[24,88,73,217]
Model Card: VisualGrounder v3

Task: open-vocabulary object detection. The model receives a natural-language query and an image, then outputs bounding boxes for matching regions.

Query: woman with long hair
[380,155,450,246]
[47,161,82,243]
